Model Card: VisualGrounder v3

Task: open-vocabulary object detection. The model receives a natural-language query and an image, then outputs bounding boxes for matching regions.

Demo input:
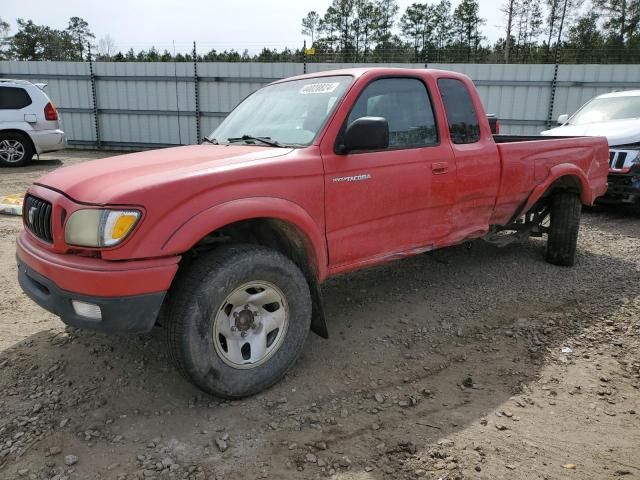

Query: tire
[0,132,34,167]
[165,244,312,399]
[545,190,581,267]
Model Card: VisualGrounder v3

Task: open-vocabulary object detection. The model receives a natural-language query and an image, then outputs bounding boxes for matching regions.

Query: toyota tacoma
[17,68,609,398]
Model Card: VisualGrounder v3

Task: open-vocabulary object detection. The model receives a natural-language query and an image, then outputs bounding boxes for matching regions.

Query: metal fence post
[193,41,201,143]
[303,40,307,74]
[546,0,568,129]
[87,43,101,148]
[424,45,429,69]
[547,60,560,129]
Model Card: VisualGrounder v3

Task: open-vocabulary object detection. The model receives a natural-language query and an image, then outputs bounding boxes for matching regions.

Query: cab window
[347,78,438,149]
[437,78,481,144]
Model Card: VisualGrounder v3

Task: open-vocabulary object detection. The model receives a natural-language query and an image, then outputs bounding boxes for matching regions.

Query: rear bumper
[18,259,165,334]
[30,129,66,154]
[16,230,180,333]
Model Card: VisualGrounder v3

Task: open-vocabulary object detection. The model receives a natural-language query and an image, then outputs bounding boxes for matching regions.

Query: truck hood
[35,145,293,204]
[541,118,640,146]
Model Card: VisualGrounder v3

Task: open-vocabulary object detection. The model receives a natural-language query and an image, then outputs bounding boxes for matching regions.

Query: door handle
[432,162,449,175]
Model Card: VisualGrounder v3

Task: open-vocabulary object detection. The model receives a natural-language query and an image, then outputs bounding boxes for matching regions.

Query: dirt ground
[0,150,639,480]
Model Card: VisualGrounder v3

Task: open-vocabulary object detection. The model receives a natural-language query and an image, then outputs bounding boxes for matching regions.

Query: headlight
[65,209,141,247]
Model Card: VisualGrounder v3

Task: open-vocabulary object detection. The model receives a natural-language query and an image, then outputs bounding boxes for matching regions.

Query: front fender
[518,163,593,217]
[161,197,328,280]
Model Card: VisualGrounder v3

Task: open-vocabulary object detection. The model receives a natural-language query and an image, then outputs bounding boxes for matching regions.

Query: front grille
[609,151,629,170]
[23,195,53,243]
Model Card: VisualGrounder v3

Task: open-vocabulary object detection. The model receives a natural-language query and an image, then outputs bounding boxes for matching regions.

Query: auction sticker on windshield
[300,82,341,95]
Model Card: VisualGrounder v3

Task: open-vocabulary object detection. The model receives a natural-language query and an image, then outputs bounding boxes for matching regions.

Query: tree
[400,3,435,60]
[432,0,453,51]
[593,0,640,44]
[66,16,94,60]
[42,28,76,60]
[0,17,8,37]
[354,0,380,58]
[452,0,485,59]
[9,19,43,60]
[502,0,517,62]
[0,17,10,60]
[512,0,544,59]
[545,0,579,54]
[301,11,321,44]
[322,0,357,53]
[9,19,75,60]
[567,11,605,49]
[97,34,116,59]
[374,0,399,47]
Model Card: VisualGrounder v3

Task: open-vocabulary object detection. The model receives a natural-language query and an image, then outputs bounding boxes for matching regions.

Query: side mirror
[557,114,569,125]
[341,117,389,153]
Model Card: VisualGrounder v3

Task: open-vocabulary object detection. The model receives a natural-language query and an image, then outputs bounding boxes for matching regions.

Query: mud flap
[310,281,328,338]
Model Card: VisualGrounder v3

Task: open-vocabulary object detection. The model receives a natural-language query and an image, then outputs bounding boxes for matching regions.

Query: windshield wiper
[201,136,218,145]
[227,135,281,147]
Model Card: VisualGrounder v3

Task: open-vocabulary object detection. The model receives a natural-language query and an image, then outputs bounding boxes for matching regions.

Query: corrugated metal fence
[1,60,640,148]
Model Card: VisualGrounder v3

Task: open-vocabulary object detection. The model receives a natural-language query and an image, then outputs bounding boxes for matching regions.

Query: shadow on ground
[0,211,639,478]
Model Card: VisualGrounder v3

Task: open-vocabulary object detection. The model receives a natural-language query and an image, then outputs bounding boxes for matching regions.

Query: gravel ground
[0,150,639,480]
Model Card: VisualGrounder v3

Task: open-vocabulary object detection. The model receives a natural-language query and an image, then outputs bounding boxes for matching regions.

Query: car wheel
[546,190,581,267]
[165,244,312,399]
[0,132,34,167]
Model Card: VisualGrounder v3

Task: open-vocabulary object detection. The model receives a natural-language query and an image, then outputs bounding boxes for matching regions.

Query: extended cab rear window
[0,87,32,110]
[437,78,480,144]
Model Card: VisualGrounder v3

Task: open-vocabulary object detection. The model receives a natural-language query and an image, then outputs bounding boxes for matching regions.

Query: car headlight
[65,209,141,247]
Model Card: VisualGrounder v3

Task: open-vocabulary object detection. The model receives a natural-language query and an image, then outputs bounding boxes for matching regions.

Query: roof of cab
[270,67,470,85]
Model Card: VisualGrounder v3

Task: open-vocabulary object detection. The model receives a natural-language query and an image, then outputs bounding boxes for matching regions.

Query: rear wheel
[545,190,582,267]
[165,245,312,398]
[0,132,34,167]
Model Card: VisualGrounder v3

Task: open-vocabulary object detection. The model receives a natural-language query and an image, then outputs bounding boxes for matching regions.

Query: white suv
[0,79,66,167]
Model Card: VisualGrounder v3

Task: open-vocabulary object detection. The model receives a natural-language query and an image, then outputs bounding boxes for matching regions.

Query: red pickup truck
[17,68,608,398]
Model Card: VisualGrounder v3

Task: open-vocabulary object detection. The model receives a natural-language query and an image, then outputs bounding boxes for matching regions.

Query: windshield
[569,95,640,125]
[208,75,353,146]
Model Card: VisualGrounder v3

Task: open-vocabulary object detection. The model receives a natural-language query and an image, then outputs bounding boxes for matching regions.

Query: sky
[1,0,506,54]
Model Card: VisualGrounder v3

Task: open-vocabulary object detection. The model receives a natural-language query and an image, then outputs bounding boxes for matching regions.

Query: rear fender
[0,127,36,152]
[516,164,592,218]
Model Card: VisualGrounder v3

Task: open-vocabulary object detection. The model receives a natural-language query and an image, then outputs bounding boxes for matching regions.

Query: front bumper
[599,169,640,205]
[18,259,165,334]
[16,230,180,334]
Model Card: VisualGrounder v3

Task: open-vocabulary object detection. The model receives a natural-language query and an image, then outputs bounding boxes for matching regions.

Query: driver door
[321,76,456,272]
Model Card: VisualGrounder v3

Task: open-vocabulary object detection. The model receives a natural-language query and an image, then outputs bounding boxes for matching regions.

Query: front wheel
[546,190,582,267]
[165,245,312,399]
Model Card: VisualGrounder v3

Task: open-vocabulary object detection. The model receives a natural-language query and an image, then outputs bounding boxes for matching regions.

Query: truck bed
[493,134,580,143]
[490,135,610,224]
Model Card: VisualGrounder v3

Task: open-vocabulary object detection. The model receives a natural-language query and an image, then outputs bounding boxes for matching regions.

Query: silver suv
[0,79,66,167]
